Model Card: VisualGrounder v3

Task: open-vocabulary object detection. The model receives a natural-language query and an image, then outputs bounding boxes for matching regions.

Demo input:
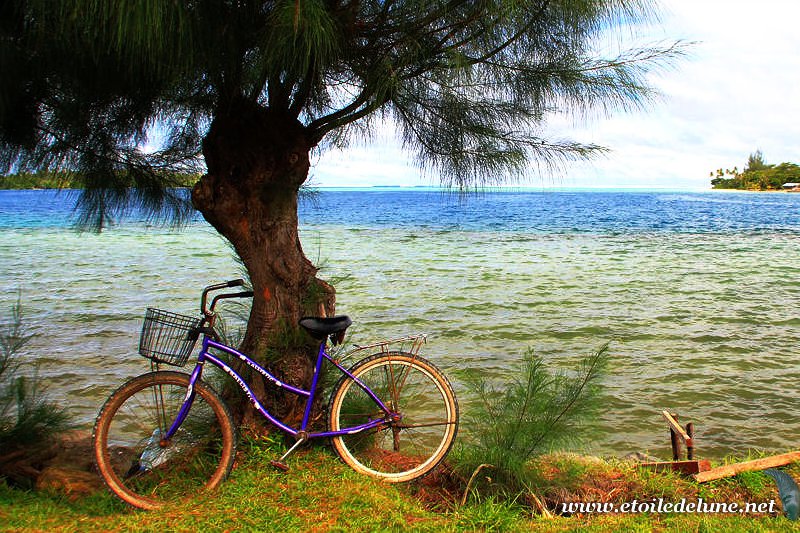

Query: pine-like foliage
[1,1,686,228]
[454,344,609,500]
[0,298,71,486]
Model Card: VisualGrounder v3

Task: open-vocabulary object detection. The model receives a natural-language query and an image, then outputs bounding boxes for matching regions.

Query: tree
[1,0,682,423]
[746,149,769,172]
[710,151,800,190]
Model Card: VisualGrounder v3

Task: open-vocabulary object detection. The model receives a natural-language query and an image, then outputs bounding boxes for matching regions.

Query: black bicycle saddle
[299,316,352,340]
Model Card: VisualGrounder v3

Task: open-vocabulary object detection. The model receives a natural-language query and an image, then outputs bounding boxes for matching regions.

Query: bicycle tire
[93,371,237,510]
[328,352,458,482]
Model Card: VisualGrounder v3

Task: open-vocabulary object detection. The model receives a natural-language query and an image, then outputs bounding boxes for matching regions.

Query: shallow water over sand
[2,189,799,459]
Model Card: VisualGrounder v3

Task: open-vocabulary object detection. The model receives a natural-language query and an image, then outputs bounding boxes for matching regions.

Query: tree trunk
[191,99,334,428]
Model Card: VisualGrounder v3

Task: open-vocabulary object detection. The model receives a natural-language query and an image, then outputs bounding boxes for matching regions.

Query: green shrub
[0,296,71,486]
[453,344,609,503]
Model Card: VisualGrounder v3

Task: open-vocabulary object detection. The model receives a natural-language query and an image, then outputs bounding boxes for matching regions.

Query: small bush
[453,344,609,503]
[0,296,71,486]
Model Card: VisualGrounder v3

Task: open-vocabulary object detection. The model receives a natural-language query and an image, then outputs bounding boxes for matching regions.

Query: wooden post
[670,423,681,460]
[640,410,705,477]
[686,422,694,460]
[663,411,692,460]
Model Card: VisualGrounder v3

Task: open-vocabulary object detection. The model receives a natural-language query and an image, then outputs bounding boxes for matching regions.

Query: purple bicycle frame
[165,335,393,440]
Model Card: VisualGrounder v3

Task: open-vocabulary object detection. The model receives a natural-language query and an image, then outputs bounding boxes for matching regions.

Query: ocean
[1,188,799,459]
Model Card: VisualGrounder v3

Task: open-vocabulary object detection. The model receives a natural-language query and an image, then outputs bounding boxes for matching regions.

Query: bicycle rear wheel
[328,352,458,482]
[93,371,236,510]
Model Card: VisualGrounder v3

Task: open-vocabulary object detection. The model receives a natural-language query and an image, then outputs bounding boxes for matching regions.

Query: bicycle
[93,279,459,509]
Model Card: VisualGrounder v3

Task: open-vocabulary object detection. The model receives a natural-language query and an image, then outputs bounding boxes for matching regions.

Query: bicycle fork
[161,365,203,442]
[126,375,199,478]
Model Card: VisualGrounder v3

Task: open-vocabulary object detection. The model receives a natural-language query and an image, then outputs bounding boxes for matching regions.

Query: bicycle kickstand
[270,434,307,472]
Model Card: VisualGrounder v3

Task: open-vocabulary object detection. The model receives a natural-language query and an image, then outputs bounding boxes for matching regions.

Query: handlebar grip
[227,279,245,287]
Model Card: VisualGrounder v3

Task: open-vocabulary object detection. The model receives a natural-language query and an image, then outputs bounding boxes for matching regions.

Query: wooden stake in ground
[662,411,693,460]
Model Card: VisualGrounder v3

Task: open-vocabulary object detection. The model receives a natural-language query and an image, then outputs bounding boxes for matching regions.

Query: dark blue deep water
[2,188,799,234]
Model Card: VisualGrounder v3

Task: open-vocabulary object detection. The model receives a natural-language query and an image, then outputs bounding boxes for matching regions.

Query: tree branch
[289,61,317,118]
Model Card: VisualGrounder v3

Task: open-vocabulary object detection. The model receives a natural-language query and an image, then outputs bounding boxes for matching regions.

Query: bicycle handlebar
[210,291,254,313]
[201,279,250,316]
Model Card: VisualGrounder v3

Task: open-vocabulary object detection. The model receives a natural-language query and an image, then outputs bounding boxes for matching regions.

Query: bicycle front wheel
[328,352,458,482]
[93,371,237,510]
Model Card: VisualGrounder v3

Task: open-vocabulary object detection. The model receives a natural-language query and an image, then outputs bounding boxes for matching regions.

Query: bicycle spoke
[382,355,416,412]
[329,353,458,482]
[94,372,236,510]
[396,420,457,429]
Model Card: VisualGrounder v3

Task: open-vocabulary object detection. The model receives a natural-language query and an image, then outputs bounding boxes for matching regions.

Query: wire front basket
[138,308,202,367]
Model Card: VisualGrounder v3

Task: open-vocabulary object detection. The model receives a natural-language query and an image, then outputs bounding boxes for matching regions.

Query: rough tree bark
[191,99,335,427]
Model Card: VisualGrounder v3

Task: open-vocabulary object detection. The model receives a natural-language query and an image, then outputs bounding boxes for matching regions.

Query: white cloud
[313,1,800,188]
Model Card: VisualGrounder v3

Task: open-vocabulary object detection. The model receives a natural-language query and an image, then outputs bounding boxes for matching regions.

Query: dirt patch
[2,430,102,497]
[411,462,464,511]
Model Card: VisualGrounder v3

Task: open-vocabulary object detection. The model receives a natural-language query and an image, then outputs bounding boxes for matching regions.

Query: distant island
[711,150,800,191]
[0,171,201,190]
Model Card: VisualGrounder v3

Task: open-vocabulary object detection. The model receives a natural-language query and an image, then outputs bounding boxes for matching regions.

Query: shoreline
[1,185,724,193]
[710,187,796,193]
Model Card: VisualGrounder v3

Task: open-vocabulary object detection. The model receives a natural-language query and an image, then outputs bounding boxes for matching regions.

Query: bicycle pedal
[270,459,290,472]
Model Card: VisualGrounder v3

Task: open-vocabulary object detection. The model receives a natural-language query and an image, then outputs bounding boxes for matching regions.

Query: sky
[311,0,800,190]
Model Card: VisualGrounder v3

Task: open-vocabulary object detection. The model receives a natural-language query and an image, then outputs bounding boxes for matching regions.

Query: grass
[0,436,453,532]
[3,435,800,532]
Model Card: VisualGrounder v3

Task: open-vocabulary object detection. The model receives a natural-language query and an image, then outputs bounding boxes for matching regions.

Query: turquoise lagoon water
[1,188,799,459]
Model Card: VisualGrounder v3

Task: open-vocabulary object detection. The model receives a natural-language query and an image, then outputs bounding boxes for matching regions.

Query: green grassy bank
[2,436,799,532]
